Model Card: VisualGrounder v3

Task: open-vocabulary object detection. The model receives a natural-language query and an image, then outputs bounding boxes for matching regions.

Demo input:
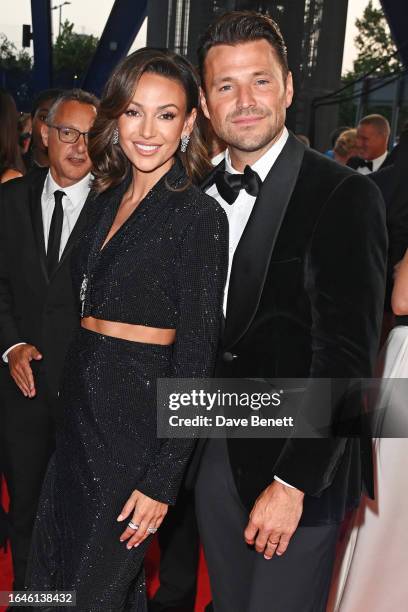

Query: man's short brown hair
[359,114,390,138]
[47,89,99,124]
[197,11,289,86]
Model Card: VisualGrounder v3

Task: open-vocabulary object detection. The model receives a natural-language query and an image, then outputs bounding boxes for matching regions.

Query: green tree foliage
[351,0,401,78]
[53,20,99,80]
[0,33,32,70]
[339,1,401,126]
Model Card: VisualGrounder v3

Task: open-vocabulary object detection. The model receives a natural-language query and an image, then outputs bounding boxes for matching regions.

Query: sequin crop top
[72,159,229,379]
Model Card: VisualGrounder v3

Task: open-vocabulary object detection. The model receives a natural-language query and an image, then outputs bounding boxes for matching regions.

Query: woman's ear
[182,107,197,138]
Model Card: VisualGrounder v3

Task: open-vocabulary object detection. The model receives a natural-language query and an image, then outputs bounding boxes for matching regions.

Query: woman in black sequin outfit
[26,49,228,610]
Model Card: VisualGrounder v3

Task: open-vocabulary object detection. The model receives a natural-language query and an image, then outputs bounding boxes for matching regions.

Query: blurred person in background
[23,88,64,171]
[348,114,390,174]
[328,253,408,612]
[0,89,25,183]
[0,87,24,555]
[333,129,359,166]
[18,112,32,156]
[324,126,351,158]
[328,121,408,612]
[0,88,98,592]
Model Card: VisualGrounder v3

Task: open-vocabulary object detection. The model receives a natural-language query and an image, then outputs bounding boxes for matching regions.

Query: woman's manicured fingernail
[117,514,124,521]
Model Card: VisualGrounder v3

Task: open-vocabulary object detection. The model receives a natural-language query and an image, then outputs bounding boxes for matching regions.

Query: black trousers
[195,439,339,612]
[0,369,56,590]
[149,487,200,612]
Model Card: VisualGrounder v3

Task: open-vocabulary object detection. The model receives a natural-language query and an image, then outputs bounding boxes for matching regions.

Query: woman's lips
[134,143,162,155]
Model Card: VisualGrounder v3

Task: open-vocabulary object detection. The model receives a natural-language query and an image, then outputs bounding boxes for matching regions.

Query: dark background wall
[146,0,349,151]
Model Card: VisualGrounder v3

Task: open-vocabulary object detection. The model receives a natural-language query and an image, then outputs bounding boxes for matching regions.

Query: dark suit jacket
[0,168,92,399]
[204,133,387,525]
[371,138,408,311]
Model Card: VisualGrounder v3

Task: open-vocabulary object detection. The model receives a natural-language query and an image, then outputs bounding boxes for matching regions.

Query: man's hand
[244,480,304,560]
[8,344,42,398]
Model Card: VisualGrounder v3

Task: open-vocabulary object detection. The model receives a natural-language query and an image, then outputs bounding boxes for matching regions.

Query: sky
[0,0,382,74]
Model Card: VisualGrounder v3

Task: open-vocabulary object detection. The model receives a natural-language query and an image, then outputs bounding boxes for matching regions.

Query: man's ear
[285,71,294,109]
[40,124,49,148]
[200,87,211,120]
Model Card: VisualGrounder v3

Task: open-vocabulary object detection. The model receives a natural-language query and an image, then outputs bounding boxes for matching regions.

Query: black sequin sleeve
[136,201,228,504]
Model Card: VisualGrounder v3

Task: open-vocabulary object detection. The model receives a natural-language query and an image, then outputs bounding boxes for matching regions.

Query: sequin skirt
[27,327,173,611]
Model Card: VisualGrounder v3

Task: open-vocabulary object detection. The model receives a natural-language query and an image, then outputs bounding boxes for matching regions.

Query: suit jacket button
[223,351,237,362]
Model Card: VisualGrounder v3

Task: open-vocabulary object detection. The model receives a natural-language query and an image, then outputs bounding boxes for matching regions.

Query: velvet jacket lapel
[224,133,304,347]
[203,133,305,349]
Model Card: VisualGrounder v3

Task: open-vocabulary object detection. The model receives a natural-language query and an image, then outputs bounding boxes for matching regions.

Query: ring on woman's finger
[147,526,158,534]
[128,521,140,530]
[268,541,279,546]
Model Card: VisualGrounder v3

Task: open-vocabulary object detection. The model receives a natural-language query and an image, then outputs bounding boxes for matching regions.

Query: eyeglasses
[47,124,89,144]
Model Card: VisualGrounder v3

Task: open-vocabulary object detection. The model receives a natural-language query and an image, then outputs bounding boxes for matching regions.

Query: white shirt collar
[224,127,289,181]
[371,151,388,172]
[44,170,92,208]
[211,150,226,166]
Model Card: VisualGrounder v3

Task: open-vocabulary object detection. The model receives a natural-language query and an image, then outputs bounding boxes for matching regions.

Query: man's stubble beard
[222,125,282,153]
[216,108,286,154]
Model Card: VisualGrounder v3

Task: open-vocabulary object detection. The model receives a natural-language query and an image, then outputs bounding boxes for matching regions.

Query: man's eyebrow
[54,124,82,131]
[213,71,272,85]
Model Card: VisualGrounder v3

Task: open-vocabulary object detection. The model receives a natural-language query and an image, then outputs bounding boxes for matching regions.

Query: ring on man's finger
[147,526,158,534]
[128,521,140,530]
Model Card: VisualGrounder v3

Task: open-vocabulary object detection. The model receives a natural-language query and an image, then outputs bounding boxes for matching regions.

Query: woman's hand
[117,489,168,549]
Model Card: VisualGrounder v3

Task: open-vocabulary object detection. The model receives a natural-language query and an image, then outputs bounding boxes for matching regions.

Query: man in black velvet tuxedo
[192,12,388,611]
[0,89,98,590]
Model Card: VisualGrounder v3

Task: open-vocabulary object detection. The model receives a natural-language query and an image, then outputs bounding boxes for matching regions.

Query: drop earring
[112,127,119,145]
[180,135,190,152]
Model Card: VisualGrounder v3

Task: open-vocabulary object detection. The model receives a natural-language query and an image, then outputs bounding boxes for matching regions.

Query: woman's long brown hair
[0,89,25,178]
[89,48,212,193]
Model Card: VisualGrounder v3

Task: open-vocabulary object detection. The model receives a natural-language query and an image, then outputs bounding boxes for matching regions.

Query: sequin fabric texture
[26,159,228,610]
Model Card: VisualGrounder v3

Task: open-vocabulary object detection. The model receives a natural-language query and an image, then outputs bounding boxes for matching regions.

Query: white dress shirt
[2,171,92,363]
[207,127,289,314]
[207,127,295,489]
[356,150,388,175]
[211,150,226,166]
[42,171,92,257]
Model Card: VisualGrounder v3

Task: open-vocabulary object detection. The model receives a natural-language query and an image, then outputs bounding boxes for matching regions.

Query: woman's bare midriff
[81,317,176,345]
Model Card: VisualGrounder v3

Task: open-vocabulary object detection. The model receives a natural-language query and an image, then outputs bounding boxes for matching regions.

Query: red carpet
[0,481,211,611]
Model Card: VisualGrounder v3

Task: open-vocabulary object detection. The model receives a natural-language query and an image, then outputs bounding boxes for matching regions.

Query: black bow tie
[215,165,262,204]
[357,159,373,171]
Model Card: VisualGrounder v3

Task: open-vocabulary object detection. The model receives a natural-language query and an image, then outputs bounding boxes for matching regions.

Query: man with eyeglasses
[0,89,98,593]
[23,88,64,171]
